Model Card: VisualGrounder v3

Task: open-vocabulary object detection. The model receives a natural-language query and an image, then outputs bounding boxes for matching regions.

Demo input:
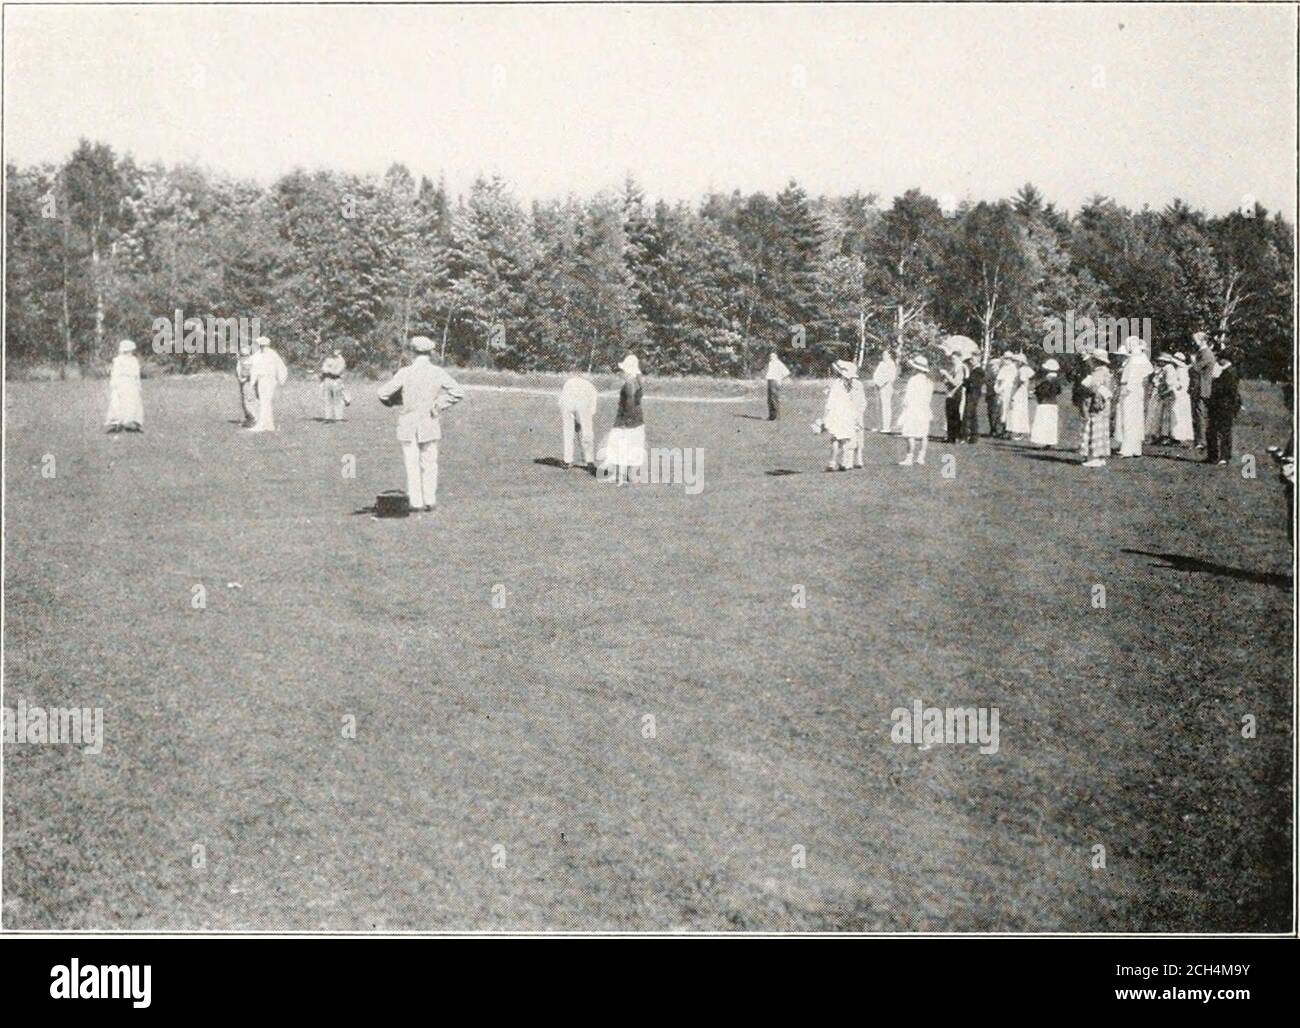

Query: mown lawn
[2,372,1292,931]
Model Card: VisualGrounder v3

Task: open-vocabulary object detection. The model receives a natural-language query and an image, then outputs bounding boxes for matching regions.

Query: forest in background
[5,139,1294,380]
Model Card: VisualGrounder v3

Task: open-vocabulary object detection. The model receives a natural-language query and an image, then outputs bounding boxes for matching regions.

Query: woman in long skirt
[1077,350,1113,467]
[897,355,935,466]
[1006,353,1033,437]
[814,360,859,471]
[601,354,646,486]
[1029,359,1062,448]
[105,339,144,433]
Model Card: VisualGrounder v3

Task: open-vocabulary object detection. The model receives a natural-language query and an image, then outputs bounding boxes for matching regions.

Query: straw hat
[618,354,642,376]
[831,359,857,379]
[1088,349,1110,365]
[118,339,136,354]
[907,355,929,372]
[410,336,435,354]
[1041,358,1060,372]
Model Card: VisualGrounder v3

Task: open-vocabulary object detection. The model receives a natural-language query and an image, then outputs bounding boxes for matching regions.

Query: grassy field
[3,372,1292,931]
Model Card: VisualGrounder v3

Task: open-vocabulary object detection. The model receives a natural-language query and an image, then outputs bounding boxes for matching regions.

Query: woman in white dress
[1116,336,1153,457]
[601,354,646,486]
[1170,353,1195,446]
[814,359,859,471]
[897,355,935,466]
[1005,353,1033,436]
[1028,359,1062,447]
[105,339,144,433]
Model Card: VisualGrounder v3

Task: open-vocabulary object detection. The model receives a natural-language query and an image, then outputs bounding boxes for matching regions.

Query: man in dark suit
[1191,332,1218,451]
[940,353,967,443]
[961,355,984,442]
[1205,348,1242,466]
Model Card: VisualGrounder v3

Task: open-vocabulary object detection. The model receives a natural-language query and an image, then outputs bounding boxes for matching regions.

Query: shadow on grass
[765,469,801,476]
[1019,451,1080,465]
[1122,548,1292,589]
[731,413,772,421]
[533,457,598,476]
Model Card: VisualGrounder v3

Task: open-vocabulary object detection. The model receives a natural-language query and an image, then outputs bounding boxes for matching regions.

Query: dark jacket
[1208,365,1241,416]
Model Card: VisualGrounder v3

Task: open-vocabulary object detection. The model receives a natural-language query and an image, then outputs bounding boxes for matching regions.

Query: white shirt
[872,354,897,388]
[558,376,598,415]
[765,356,791,382]
[248,348,288,385]
[378,356,464,443]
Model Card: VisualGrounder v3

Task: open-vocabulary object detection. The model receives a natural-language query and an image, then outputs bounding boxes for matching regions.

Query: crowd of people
[97,327,1281,520]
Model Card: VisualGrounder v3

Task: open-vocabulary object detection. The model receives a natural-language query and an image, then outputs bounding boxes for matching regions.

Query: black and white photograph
[1,0,1296,962]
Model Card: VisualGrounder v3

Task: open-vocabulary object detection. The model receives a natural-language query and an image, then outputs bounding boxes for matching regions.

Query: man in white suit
[246,336,288,432]
[558,374,598,469]
[871,350,897,432]
[377,336,464,512]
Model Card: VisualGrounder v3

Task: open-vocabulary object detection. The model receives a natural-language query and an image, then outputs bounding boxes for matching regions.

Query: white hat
[410,336,435,353]
[1123,335,1145,355]
[832,359,857,379]
[1088,349,1110,365]
[254,335,271,348]
[1173,352,1189,365]
[1041,358,1060,372]
[618,354,641,376]
[1157,353,1176,364]
[118,339,136,353]
[908,355,929,372]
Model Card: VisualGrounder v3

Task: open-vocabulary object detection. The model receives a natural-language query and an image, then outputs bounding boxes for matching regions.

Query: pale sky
[4,2,1296,218]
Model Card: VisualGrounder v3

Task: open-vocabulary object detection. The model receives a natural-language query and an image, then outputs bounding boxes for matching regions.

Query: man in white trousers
[377,336,464,513]
[246,336,288,432]
[871,349,897,432]
[558,374,598,469]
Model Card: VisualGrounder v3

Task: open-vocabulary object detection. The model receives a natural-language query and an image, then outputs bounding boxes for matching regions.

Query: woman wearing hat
[897,355,934,466]
[1029,359,1062,448]
[601,354,646,486]
[1006,353,1033,438]
[105,339,144,433]
[1115,335,1153,457]
[1147,354,1178,445]
[1076,349,1113,467]
[814,359,859,471]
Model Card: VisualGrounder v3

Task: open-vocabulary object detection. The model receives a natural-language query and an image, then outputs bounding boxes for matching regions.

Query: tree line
[5,138,1294,380]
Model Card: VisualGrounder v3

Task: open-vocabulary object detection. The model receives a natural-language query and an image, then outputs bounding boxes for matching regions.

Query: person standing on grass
[1205,348,1242,466]
[985,355,1005,439]
[848,365,868,468]
[558,373,598,470]
[1029,359,1062,448]
[813,360,859,472]
[994,355,1018,439]
[940,352,967,443]
[601,354,646,487]
[318,349,348,422]
[105,339,144,433]
[1147,354,1177,444]
[871,349,897,432]
[1116,336,1153,457]
[1170,353,1194,447]
[246,335,288,432]
[765,351,791,421]
[897,355,934,467]
[1005,353,1033,438]
[1077,349,1113,468]
[235,341,257,427]
[960,354,984,443]
[1190,332,1217,451]
[377,336,464,512]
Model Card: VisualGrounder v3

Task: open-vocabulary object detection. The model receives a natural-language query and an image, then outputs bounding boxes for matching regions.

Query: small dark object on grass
[375,490,410,518]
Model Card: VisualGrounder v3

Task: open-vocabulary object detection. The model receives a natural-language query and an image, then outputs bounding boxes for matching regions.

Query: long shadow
[1122,548,1292,589]
[765,469,801,477]
[731,413,772,421]
[533,456,568,468]
[1019,451,1080,465]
